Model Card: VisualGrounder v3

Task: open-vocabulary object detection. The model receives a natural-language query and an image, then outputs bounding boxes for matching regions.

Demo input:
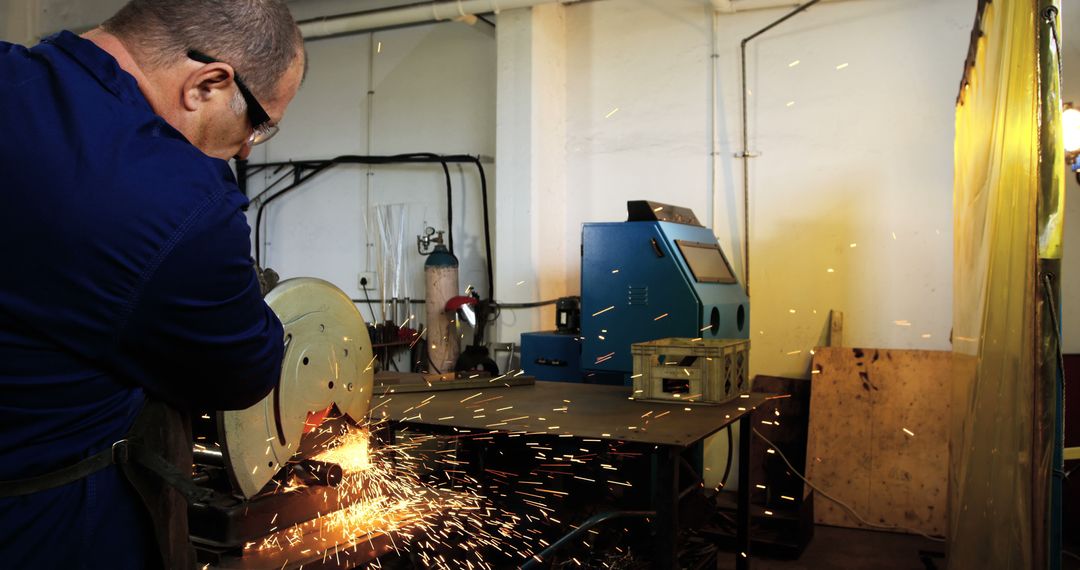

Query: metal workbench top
[375,380,772,447]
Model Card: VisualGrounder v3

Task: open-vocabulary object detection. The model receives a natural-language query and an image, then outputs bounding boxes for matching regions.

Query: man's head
[100,0,306,160]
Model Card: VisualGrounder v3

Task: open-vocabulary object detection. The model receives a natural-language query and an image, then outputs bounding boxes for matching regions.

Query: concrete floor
[714,526,941,570]
[715,526,1080,570]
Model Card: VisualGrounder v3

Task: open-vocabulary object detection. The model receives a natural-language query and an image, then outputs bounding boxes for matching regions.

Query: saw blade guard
[218,277,374,498]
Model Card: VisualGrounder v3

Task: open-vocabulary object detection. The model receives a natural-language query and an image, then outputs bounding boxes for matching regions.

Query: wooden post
[829,310,844,347]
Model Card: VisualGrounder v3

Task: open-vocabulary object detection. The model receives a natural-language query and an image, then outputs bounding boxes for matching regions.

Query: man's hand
[256,265,280,297]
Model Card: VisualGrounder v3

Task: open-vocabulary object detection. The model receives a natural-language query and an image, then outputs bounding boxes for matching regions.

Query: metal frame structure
[381,381,767,569]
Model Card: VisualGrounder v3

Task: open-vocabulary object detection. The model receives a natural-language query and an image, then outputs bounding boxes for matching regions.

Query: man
[0,0,305,567]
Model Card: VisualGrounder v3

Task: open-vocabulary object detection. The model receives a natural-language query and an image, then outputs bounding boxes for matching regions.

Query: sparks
[592,306,615,317]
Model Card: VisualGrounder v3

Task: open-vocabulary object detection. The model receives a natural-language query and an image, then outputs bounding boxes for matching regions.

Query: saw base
[190,485,351,549]
[193,486,457,570]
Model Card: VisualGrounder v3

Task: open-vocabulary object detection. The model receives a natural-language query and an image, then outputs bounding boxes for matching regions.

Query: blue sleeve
[106,188,284,410]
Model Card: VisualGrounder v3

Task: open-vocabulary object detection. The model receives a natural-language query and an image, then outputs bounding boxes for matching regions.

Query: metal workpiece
[290,459,344,488]
[193,447,224,466]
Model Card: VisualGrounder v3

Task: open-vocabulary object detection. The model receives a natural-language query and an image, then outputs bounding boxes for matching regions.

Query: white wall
[1,0,33,44]
[545,0,970,380]
[564,0,714,260]
[246,11,497,325]
[0,0,125,43]
[724,0,967,377]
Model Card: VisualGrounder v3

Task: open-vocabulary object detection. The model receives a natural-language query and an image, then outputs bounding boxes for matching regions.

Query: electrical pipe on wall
[298,0,580,40]
[709,0,857,296]
[711,0,853,13]
[731,0,822,296]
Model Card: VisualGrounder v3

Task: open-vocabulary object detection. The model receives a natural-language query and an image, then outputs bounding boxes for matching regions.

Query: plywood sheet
[807,348,951,536]
[806,348,873,529]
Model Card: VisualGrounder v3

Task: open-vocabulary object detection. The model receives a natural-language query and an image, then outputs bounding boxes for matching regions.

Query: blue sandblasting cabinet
[580,201,749,384]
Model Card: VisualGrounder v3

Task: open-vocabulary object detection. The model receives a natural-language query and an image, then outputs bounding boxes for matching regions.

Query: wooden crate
[806,347,950,537]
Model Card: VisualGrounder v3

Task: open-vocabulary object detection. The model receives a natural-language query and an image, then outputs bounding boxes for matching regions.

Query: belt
[0,438,216,503]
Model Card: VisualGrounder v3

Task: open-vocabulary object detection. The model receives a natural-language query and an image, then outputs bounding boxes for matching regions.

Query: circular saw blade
[218,277,374,498]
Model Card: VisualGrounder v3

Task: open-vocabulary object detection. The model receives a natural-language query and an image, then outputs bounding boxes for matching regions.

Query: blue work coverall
[0,31,285,567]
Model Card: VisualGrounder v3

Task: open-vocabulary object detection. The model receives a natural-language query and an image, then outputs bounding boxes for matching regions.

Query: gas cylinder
[425,244,459,373]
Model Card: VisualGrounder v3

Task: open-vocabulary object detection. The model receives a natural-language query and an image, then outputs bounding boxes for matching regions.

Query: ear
[181,61,235,112]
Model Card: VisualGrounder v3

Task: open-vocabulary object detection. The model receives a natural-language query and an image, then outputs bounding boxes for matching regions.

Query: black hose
[249,153,474,206]
[441,161,454,256]
[495,298,562,309]
[249,153,480,267]
[519,510,655,570]
[473,157,494,302]
[247,154,497,318]
[361,286,378,323]
[351,298,425,304]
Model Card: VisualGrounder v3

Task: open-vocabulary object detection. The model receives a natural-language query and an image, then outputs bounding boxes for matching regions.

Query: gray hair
[102,0,304,102]
[228,89,248,116]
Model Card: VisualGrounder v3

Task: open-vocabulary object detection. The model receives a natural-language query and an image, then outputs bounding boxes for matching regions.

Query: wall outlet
[357,272,378,291]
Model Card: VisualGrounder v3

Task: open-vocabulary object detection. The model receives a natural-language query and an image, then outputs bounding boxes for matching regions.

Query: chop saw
[189,277,381,567]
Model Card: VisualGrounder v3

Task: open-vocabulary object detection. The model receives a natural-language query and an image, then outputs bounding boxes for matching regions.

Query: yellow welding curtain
[951,0,1063,567]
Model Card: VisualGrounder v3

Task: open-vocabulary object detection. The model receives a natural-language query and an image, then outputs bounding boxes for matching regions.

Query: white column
[3,0,38,45]
[493,3,569,346]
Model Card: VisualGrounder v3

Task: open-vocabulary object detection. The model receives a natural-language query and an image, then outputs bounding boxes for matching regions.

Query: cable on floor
[751,428,947,543]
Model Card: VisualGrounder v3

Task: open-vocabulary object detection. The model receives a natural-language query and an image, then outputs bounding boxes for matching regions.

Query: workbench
[379,380,770,569]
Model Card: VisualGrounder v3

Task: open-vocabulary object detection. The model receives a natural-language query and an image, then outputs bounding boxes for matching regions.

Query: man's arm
[106,188,284,410]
